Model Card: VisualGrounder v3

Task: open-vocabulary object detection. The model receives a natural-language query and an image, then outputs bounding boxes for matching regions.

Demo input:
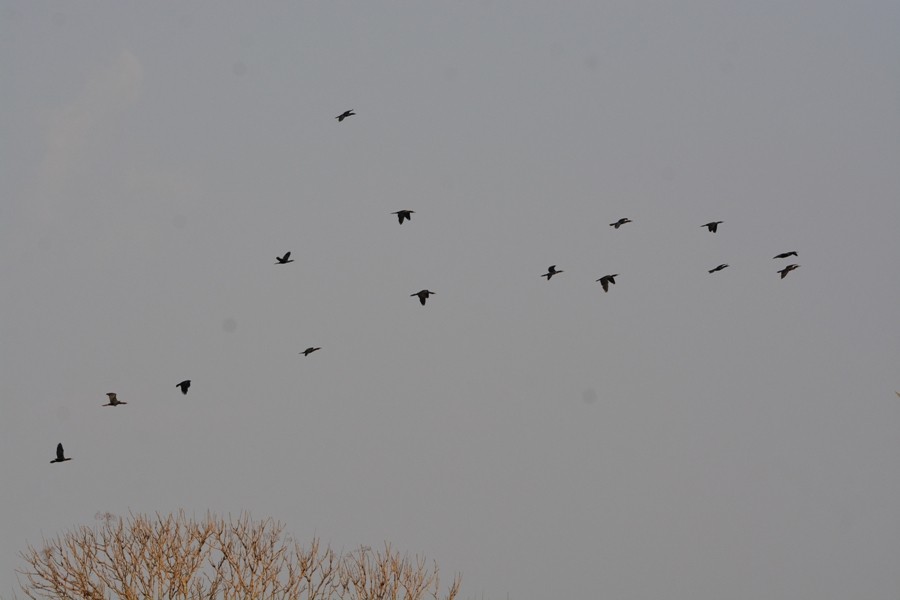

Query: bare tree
[17,511,460,600]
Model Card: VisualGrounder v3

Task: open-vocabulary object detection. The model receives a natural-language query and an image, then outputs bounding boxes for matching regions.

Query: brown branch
[16,511,461,600]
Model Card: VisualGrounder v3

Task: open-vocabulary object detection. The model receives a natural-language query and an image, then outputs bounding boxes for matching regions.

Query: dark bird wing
[56,443,65,461]
[600,279,609,292]
[282,252,291,261]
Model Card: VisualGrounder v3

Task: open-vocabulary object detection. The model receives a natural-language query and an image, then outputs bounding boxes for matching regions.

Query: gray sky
[2,2,900,598]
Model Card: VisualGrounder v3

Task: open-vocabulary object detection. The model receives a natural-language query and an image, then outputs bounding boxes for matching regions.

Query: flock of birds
[537,219,800,287]
[51,384,193,463]
[48,108,804,465]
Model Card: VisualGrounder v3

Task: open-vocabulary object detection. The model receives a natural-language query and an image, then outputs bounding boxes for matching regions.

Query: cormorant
[596,274,618,292]
[773,251,798,259]
[176,380,191,395]
[610,218,632,229]
[336,110,356,122]
[102,393,126,407]
[708,264,729,274]
[300,347,321,356]
[777,264,800,279]
[391,210,415,224]
[701,221,724,233]
[275,252,294,265]
[411,290,435,305]
[542,265,563,280]
[50,443,72,464]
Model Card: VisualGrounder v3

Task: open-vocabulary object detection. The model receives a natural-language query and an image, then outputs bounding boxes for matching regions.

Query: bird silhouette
[411,290,435,305]
[541,265,563,280]
[610,218,632,229]
[701,221,724,232]
[773,251,798,259]
[596,274,618,292]
[300,347,321,356]
[50,443,72,464]
[336,109,355,122]
[176,380,191,395]
[391,210,415,224]
[708,264,729,274]
[275,252,294,265]
[102,392,126,407]
[777,264,800,279]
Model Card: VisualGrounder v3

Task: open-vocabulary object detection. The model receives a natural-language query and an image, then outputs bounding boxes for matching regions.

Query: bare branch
[16,511,460,600]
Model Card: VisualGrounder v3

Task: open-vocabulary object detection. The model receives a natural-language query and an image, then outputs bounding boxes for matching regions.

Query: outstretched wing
[56,443,65,461]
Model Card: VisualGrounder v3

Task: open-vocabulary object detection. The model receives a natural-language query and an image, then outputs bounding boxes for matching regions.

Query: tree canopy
[17,511,460,600]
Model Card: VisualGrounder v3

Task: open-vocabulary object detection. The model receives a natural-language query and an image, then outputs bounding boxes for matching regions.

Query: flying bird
[275,252,294,265]
[610,218,632,229]
[541,265,563,280]
[701,221,724,233]
[777,264,800,279]
[300,347,321,356]
[50,443,72,464]
[411,289,435,305]
[596,274,618,292]
[102,393,126,407]
[391,210,415,224]
[773,251,798,259]
[176,380,191,395]
[336,109,356,122]
[708,264,729,274]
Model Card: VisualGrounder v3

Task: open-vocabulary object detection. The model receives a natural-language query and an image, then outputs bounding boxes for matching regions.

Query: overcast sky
[2,2,900,599]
